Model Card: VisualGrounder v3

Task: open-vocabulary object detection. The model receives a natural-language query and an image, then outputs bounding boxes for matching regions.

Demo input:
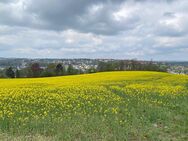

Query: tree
[28,63,42,77]
[130,60,137,70]
[87,67,97,73]
[15,69,20,78]
[119,61,125,71]
[55,64,65,76]
[97,62,106,72]
[18,68,28,78]
[41,63,56,77]
[67,64,75,75]
[97,61,118,72]
[5,67,15,78]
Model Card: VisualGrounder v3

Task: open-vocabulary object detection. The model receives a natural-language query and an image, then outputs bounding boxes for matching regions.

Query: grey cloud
[163,12,176,18]
[26,0,130,35]
[0,0,182,35]
[0,0,142,35]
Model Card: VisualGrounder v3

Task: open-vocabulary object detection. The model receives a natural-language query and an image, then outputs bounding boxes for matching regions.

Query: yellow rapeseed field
[0,71,187,140]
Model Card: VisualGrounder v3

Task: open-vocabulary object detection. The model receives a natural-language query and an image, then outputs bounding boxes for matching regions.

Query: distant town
[0,58,188,78]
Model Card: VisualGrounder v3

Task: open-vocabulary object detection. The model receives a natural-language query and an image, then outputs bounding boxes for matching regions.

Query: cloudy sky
[0,0,188,60]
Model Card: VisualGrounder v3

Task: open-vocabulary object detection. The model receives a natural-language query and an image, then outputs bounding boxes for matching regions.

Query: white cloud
[0,0,188,60]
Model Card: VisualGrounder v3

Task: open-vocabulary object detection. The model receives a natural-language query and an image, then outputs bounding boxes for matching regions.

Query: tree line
[97,60,167,72]
[1,63,83,78]
[0,60,167,78]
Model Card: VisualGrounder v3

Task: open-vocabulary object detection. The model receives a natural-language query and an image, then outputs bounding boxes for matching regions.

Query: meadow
[0,71,187,141]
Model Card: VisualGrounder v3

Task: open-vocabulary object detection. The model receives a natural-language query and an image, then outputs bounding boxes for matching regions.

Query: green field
[0,71,187,141]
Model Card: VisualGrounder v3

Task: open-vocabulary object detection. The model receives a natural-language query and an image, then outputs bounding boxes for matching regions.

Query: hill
[0,71,187,141]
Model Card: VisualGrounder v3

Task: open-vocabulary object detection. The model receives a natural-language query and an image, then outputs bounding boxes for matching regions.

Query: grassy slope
[0,71,187,141]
